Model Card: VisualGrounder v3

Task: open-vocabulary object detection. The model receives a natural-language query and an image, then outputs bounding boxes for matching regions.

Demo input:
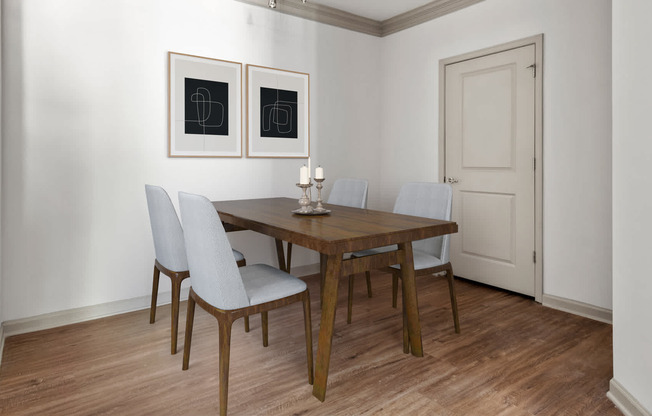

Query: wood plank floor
[0,272,621,415]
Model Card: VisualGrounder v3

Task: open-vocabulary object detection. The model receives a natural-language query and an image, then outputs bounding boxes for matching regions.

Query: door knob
[446,177,459,184]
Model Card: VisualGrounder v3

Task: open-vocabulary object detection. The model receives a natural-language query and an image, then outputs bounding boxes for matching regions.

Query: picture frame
[246,64,310,158]
[168,52,242,157]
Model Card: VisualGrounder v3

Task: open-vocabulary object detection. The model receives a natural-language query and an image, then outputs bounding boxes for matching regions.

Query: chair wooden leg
[217,315,234,416]
[365,271,373,298]
[347,274,355,324]
[170,278,182,355]
[237,258,250,333]
[302,290,314,385]
[445,264,461,334]
[392,273,399,309]
[261,311,269,347]
[149,264,160,324]
[182,293,196,371]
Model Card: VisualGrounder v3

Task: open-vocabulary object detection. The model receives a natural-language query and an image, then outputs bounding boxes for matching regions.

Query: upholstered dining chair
[285,178,369,299]
[348,182,460,340]
[286,177,371,316]
[325,178,374,322]
[178,191,313,416]
[328,177,369,208]
[145,185,246,355]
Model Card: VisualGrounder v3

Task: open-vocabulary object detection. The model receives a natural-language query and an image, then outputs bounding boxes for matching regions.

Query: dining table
[212,197,458,402]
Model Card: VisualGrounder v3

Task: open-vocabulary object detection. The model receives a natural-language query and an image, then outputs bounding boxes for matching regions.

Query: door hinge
[527,63,536,77]
[533,251,536,263]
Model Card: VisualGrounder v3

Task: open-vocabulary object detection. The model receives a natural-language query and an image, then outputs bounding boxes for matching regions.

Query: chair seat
[391,250,444,270]
[232,249,245,262]
[240,264,307,307]
[353,246,444,270]
[347,183,458,332]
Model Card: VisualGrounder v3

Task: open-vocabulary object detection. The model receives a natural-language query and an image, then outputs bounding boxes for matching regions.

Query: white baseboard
[608,379,652,416]
[541,294,612,324]
[0,286,192,371]
[0,264,321,367]
[0,288,190,367]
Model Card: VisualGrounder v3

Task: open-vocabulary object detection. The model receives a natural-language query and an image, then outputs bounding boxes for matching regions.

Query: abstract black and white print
[184,77,229,135]
[260,87,298,139]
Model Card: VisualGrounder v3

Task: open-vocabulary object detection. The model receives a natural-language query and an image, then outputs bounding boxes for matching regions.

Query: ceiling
[311,0,436,21]
[238,0,484,37]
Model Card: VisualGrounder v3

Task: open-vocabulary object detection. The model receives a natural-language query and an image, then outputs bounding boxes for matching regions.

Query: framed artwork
[246,64,310,158]
[168,52,242,157]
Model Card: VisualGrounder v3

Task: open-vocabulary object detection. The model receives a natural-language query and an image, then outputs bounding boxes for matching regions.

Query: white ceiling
[312,0,436,21]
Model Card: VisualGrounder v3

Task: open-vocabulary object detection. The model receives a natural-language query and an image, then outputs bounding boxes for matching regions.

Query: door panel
[445,45,535,296]
[460,191,515,263]
[462,67,514,169]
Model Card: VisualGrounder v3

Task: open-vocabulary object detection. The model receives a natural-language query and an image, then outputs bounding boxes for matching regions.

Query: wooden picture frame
[168,52,242,157]
[246,64,310,158]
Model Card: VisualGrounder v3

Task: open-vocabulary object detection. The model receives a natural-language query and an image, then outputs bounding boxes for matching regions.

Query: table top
[213,197,458,255]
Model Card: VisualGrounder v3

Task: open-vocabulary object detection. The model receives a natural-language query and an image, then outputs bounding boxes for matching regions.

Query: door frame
[438,34,544,302]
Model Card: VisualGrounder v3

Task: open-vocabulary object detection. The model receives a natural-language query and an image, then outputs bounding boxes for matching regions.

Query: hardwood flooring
[0,272,620,415]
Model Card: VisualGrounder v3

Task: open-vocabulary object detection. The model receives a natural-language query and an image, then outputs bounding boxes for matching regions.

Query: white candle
[308,157,311,178]
[315,166,324,179]
[299,165,309,184]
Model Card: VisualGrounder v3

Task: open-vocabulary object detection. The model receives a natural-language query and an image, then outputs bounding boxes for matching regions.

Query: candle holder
[313,178,328,213]
[293,182,314,214]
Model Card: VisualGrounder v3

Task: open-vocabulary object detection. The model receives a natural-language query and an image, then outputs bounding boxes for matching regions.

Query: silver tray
[292,209,331,216]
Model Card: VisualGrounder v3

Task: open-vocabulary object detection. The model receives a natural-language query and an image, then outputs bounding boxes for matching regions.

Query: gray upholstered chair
[326,178,374,322]
[286,178,371,314]
[349,182,460,340]
[145,185,246,354]
[178,191,313,416]
[285,177,369,281]
[328,177,368,209]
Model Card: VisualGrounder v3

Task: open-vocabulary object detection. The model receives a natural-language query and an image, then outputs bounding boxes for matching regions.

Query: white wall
[0,4,3,328]
[1,0,615,324]
[612,0,652,412]
[0,0,381,321]
[378,0,613,309]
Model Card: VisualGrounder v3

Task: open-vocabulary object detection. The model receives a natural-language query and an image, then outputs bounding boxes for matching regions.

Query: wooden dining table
[212,197,458,402]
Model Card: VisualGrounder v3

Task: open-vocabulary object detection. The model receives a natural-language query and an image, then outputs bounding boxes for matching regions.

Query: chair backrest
[145,185,188,272]
[393,182,453,263]
[327,178,369,209]
[178,192,250,310]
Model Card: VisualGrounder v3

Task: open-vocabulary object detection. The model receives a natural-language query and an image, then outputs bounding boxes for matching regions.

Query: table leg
[319,253,327,308]
[398,242,423,357]
[286,243,293,274]
[274,239,288,272]
[312,253,342,402]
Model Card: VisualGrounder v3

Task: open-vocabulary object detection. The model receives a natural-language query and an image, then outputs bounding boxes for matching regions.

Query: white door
[444,45,536,296]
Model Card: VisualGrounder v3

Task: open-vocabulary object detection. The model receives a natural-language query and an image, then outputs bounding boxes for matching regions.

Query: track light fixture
[268,0,306,8]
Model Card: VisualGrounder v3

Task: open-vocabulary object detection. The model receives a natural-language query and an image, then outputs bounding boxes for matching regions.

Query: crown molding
[381,0,485,36]
[234,0,485,37]
[235,0,382,37]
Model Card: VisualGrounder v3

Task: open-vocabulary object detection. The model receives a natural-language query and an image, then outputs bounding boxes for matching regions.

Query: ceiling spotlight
[268,0,307,8]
